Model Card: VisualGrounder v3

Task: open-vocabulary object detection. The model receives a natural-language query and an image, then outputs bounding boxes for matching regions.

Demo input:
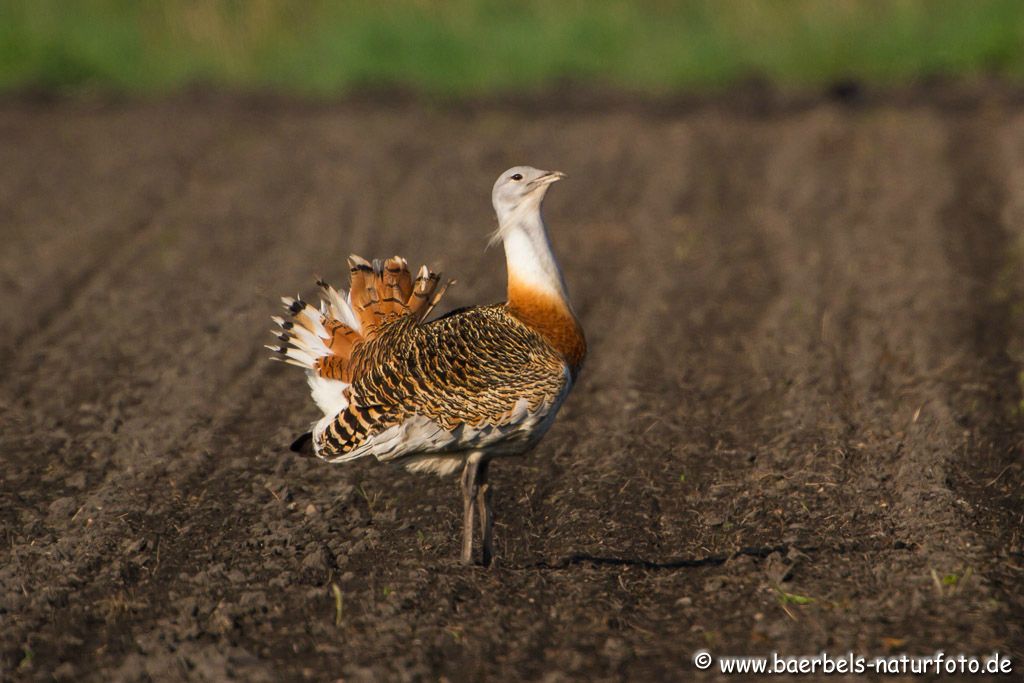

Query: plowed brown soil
[1,92,1023,681]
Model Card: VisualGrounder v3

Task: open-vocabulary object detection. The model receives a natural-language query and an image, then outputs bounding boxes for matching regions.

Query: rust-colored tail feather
[348,254,451,332]
[407,265,452,322]
[348,254,378,332]
[377,256,413,318]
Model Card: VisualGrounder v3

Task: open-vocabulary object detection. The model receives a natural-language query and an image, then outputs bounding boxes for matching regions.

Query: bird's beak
[528,171,566,191]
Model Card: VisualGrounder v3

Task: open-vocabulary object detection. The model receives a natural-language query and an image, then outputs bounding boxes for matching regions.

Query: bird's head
[491,166,565,227]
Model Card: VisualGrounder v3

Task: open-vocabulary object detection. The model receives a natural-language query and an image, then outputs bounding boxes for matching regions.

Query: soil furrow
[940,112,1024,653]
[0,107,391,676]
[741,105,1011,655]
[0,103,231,363]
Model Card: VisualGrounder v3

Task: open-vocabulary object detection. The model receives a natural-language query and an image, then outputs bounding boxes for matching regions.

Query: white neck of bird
[501,211,571,305]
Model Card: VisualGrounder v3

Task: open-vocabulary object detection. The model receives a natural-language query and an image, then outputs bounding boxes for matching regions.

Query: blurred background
[3,0,1024,96]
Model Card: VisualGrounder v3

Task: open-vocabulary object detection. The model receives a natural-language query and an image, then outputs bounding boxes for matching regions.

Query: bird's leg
[460,456,480,565]
[476,459,494,567]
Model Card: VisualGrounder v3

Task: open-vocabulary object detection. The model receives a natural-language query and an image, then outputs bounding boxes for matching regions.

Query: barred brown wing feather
[316,304,569,461]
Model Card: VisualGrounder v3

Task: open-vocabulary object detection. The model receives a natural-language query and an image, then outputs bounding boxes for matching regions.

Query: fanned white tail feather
[267,295,354,419]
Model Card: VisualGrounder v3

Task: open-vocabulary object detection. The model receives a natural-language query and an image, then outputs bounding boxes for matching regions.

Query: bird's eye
[511,173,523,181]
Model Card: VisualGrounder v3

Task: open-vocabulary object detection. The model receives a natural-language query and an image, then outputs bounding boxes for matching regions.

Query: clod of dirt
[300,546,330,583]
[764,551,795,584]
[206,601,236,635]
[601,637,633,665]
[47,496,78,521]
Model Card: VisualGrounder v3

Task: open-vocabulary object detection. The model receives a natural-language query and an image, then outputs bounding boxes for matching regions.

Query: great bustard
[269,167,585,565]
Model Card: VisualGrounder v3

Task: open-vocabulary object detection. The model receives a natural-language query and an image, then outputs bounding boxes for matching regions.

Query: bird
[267,166,585,565]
